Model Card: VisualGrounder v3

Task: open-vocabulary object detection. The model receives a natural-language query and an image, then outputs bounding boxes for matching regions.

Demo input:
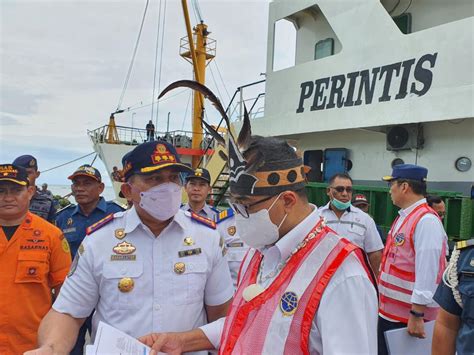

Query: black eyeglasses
[331,186,353,193]
[229,195,276,218]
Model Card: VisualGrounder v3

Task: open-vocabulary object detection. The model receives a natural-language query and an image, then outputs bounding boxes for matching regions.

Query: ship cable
[41,152,96,174]
[151,0,167,127]
[116,0,150,112]
[155,0,167,126]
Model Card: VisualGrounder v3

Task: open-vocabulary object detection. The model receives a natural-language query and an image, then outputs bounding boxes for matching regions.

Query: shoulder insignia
[215,208,234,224]
[190,211,216,229]
[456,239,474,250]
[86,213,115,235]
[111,200,127,211]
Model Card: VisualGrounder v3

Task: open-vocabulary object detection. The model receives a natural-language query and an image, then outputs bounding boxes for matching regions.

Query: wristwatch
[409,309,425,318]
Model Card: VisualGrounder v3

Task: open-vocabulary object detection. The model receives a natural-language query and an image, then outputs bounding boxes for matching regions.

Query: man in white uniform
[318,173,383,276]
[182,167,247,287]
[139,135,378,354]
[26,141,234,354]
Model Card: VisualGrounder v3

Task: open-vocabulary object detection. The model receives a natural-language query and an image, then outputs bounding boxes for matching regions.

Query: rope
[214,60,231,101]
[116,0,150,111]
[442,247,463,308]
[181,90,193,130]
[151,0,164,123]
[41,152,96,173]
[155,0,167,126]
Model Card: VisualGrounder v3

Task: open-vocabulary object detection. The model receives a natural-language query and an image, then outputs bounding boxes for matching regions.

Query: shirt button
[154,304,161,311]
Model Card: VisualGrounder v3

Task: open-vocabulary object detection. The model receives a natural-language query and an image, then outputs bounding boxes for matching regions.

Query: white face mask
[235,194,287,249]
[138,182,182,221]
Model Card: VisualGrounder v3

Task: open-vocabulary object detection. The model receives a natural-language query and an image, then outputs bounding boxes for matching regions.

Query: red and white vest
[378,203,446,323]
[219,221,376,355]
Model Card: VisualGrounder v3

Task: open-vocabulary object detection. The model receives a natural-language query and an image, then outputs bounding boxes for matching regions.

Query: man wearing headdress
[140,135,378,354]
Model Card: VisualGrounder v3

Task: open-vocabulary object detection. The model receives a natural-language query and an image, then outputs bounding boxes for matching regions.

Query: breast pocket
[15,252,49,284]
[459,269,474,321]
[171,261,208,305]
[102,261,144,310]
[348,224,366,247]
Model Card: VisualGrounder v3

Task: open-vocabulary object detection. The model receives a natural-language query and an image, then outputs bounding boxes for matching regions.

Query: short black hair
[426,194,443,207]
[328,173,353,185]
[396,179,427,196]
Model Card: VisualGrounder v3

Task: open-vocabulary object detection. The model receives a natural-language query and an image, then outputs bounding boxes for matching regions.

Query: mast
[180,0,215,168]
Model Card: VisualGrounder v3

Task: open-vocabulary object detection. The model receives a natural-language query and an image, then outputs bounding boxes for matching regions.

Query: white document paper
[88,321,152,355]
[385,321,435,355]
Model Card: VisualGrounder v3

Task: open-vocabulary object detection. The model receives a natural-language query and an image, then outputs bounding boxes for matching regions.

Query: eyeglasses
[331,186,353,193]
[229,195,276,218]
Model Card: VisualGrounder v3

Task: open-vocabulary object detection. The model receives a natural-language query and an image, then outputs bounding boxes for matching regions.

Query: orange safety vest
[378,203,446,323]
[220,220,376,354]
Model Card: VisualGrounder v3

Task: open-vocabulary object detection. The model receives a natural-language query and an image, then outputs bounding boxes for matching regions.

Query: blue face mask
[331,198,351,211]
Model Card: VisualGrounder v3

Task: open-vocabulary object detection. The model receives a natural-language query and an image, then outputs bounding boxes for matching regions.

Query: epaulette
[110,200,127,211]
[456,239,474,250]
[86,213,115,235]
[57,203,75,215]
[189,211,216,229]
[215,208,234,224]
[210,206,220,214]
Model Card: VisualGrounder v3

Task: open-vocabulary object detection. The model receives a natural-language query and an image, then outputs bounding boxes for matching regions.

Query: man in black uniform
[13,155,56,223]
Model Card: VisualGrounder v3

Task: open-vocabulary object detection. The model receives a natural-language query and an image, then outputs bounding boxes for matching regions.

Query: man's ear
[27,186,36,201]
[121,183,132,200]
[35,171,41,179]
[98,182,105,194]
[282,191,297,212]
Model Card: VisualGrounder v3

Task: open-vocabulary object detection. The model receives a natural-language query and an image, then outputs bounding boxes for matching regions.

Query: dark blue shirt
[56,197,125,257]
[433,243,474,354]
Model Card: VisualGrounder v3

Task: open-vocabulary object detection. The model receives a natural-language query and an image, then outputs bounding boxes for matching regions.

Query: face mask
[331,197,351,211]
[138,182,182,221]
[236,194,287,249]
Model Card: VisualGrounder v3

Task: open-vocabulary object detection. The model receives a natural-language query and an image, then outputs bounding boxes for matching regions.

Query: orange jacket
[0,212,72,355]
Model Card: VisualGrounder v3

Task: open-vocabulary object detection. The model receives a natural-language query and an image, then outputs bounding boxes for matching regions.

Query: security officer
[432,239,474,354]
[0,164,71,354]
[26,141,234,354]
[182,168,248,287]
[13,155,56,223]
[318,173,383,276]
[181,168,219,218]
[56,164,125,257]
[55,164,125,354]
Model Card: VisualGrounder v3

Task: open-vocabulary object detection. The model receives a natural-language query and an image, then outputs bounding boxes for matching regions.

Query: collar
[321,201,352,213]
[182,202,214,217]
[72,197,107,216]
[262,204,320,264]
[398,198,426,218]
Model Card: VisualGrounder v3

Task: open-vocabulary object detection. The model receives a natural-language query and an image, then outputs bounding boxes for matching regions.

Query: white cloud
[1,0,270,186]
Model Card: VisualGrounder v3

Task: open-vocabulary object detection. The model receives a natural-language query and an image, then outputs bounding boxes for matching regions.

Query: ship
[89,0,473,236]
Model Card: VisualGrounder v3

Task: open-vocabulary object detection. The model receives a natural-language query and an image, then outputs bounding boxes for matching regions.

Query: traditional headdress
[158,80,306,196]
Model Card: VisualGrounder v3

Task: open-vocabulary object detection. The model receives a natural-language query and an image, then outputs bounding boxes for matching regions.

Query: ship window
[314,38,334,60]
[272,19,297,71]
[393,13,412,34]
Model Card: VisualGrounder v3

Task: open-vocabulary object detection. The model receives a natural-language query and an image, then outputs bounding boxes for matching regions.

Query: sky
[0,0,271,186]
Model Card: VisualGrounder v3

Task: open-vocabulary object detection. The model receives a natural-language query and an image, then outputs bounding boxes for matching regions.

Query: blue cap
[382,164,428,182]
[185,168,211,183]
[13,155,38,170]
[121,141,193,181]
[68,164,102,182]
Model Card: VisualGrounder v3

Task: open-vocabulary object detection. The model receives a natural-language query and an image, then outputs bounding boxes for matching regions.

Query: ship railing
[87,125,214,149]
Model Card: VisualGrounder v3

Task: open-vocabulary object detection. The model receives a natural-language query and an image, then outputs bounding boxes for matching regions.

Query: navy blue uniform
[30,190,56,223]
[56,197,125,257]
[434,239,474,354]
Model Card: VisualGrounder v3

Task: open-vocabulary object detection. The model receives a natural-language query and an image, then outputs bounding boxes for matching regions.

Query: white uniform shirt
[216,213,248,288]
[318,202,384,253]
[389,198,446,307]
[200,205,378,354]
[181,202,218,219]
[54,208,234,351]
